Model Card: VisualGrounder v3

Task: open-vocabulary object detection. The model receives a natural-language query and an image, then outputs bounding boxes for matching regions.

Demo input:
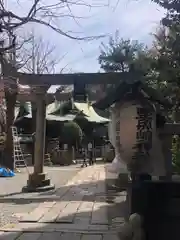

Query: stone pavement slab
[91,201,109,225]
[56,201,81,223]
[34,232,61,240]
[0,232,121,240]
[0,164,125,239]
[15,165,109,226]
[16,232,42,240]
[38,201,68,223]
[0,166,82,228]
[0,222,111,233]
[59,233,81,240]
[81,234,102,240]
[20,202,56,222]
[103,234,120,240]
[0,231,21,240]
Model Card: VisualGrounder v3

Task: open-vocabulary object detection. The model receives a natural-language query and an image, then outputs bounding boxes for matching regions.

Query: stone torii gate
[17,71,139,192]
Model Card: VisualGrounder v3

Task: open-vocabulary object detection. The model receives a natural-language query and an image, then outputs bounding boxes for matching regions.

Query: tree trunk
[4,91,17,170]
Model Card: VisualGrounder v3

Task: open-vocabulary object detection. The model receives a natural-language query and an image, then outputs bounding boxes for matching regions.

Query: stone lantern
[94,81,171,178]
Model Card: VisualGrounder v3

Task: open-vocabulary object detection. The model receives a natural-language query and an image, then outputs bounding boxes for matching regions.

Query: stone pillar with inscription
[130,105,154,175]
[22,87,55,192]
[116,102,166,177]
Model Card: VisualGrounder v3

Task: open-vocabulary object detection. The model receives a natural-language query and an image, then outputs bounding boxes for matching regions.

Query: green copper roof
[74,102,109,123]
[23,113,75,122]
[15,100,109,123]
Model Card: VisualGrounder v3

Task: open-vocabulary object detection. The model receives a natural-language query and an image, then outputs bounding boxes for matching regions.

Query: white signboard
[88,142,92,150]
[64,144,68,150]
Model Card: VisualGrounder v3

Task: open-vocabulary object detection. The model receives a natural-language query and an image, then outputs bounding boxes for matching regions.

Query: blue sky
[10,0,165,73]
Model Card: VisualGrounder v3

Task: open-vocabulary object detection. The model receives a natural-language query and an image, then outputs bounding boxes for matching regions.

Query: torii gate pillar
[22,88,55,192]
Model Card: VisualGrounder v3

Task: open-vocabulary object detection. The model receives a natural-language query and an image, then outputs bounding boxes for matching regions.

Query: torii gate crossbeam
[18,72,142,85]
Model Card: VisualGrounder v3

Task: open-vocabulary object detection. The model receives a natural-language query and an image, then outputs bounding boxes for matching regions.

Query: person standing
[81,147,87,167]
[88,142,93,165]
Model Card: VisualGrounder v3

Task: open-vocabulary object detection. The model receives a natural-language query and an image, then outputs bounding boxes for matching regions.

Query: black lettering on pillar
[131,107,153,169]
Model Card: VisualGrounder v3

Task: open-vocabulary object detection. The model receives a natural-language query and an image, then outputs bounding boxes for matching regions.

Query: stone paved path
[0,166,81,227]
[0,164,126,239]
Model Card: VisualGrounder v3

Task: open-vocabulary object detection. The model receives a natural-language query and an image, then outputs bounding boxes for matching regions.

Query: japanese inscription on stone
[132,107,153,164]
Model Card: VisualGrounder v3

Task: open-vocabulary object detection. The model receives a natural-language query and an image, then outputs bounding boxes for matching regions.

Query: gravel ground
[0,202,39,227]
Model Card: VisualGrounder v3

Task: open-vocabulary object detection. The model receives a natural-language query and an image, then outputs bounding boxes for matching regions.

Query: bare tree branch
[16,33,59,74]
[0,0,108,53]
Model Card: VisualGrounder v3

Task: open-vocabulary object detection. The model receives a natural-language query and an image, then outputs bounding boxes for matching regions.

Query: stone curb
[0,222,123,234]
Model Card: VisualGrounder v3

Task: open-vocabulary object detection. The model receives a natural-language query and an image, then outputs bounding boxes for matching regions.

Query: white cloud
[10,0,165,73]
[50,0,165,73]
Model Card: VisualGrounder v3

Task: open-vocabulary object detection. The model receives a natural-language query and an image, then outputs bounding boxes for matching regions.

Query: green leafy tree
[61,121,83,147]
[98,31,155,93]
[151,24,180,117]
[151,23,180,173]
[149,1,180,115]
[99,31,151,75]
[152,0,180,26]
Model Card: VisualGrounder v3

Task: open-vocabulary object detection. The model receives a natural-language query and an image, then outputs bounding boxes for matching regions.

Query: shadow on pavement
[0,193,127,240]
[0,179,122,202]
[0,164,129,239]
